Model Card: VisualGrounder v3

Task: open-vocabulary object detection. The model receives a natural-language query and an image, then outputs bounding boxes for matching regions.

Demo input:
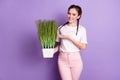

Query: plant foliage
[37,20,57,48]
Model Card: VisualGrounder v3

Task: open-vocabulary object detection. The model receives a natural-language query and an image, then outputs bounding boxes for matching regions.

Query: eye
[72,13,76,16]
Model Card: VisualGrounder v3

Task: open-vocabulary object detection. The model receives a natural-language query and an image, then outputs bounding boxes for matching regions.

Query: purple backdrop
[0,0,120,80]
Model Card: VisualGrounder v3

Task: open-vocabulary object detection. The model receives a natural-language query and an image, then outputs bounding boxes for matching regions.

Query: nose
[68,14,72,18]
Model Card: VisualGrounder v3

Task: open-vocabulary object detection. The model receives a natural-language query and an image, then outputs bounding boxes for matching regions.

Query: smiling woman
[54,4,87,80]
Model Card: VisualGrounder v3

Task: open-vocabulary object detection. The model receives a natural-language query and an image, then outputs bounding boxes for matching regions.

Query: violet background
[0,0,120,80]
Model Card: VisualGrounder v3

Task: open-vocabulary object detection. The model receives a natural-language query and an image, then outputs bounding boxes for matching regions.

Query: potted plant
[37,20,57,58]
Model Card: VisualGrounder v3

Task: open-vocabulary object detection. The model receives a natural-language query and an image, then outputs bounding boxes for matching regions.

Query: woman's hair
[59,4,82,35]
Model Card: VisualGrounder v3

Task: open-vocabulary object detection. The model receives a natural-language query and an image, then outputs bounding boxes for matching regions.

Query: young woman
[54,4,87,80]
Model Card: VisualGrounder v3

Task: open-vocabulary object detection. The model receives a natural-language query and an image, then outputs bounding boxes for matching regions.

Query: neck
[68,22,77,27]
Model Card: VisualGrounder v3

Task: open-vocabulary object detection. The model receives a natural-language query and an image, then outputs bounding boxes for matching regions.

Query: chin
[68,20,74,23]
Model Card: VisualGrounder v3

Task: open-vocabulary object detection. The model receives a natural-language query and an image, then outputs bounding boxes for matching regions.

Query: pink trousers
[58,51,83,80]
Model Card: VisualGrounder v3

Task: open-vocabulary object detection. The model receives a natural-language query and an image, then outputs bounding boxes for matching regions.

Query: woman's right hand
[54,46,59,54]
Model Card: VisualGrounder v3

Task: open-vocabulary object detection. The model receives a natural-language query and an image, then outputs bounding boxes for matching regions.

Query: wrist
[54,47,58,53]
[68,36,72,41]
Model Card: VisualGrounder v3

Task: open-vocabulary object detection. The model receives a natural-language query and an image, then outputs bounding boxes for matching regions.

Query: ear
[77,15,81,19]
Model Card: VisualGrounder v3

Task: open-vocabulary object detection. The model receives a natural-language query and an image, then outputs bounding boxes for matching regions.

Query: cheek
[67,14,70,18]
[71,16,78,20]
[67,14,72,18]
[74,15,79,19]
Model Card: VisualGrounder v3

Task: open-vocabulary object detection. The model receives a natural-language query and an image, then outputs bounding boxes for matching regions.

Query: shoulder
[57,25,67,30]
[57,25,63,29]
[78,24,86,31]
[57,25,62,31]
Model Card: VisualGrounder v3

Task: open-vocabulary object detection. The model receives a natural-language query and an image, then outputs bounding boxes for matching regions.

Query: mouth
[68,19,74,22]
[68,17,74,20]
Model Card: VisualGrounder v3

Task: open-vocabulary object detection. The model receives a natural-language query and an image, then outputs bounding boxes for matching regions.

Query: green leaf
[36,20,57,49]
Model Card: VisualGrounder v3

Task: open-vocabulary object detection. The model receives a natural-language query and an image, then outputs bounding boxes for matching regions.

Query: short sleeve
[56,26,61,42]
[80,28,88,44]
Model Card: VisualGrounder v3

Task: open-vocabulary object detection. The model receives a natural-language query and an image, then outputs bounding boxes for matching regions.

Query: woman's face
[67,8,80,24]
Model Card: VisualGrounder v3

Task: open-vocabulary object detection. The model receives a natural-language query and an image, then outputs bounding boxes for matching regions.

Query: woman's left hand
[58,34,86,49]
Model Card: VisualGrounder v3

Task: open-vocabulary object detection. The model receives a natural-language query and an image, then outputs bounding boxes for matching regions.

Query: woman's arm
[54,42,60,53]
[58,34,87,50]
[69,37,87,50]
[54,45,59,53]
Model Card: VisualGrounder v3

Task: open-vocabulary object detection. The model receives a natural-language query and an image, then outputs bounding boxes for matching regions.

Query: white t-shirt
[56,25,87,52]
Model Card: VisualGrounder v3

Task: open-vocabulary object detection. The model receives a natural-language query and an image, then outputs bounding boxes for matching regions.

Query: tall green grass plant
[37,20,57,49]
